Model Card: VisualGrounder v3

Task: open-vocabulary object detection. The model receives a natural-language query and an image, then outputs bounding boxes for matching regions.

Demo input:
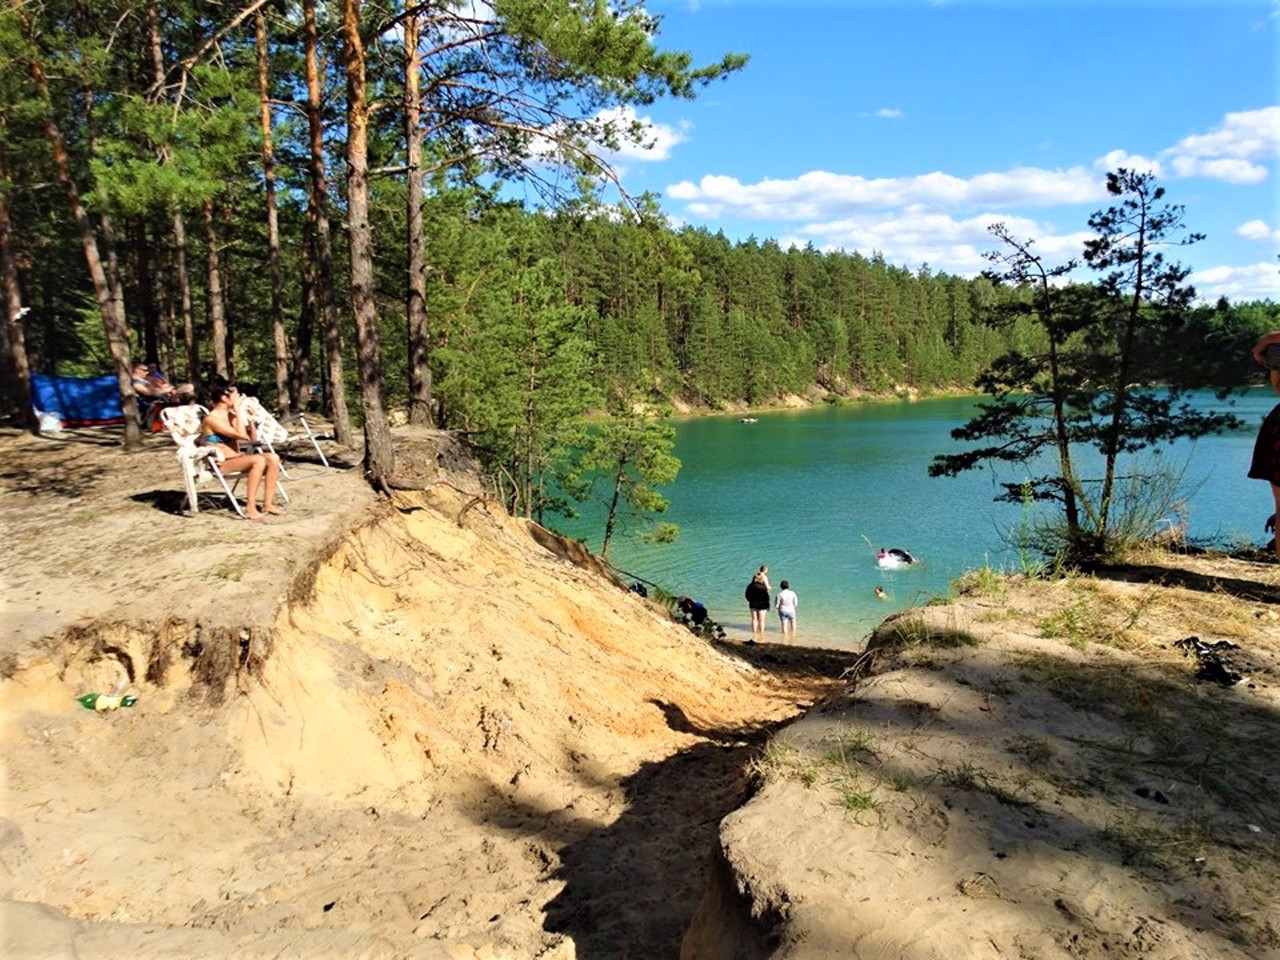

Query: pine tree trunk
[151,215,177,378]
[132,217,160,363]
[172,213,199,388]
[404,11,431,425]
[0,172,37,432]
[256,10,290,413]
[100,210,129,361]
[342,0,396,481]
[146,2,187,385]
[305,0,353,445]
[220,201,237,379]
[203,198,229,377]
[24,43,141,449]
[290,220,315,413]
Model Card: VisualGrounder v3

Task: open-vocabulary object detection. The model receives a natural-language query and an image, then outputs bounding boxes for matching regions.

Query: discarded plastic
[1173,636,1249,686]
[76,693,138,712]
[1247,824,1263,834]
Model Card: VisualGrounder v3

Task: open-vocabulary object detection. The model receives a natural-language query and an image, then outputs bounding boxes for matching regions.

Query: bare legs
[221,452,283,519]
[1272,484,1280,562]
[750,608,766,642]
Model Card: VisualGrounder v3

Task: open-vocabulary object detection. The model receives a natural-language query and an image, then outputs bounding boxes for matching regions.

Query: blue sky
[594,0,1280,302]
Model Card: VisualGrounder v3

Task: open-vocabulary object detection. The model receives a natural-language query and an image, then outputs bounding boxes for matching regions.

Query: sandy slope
[685,562,1280,959]
[3,427,1279,960]
[0,427,845,959]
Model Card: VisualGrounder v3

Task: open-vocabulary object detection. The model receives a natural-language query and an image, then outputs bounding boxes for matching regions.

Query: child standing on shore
[775,580,798,642]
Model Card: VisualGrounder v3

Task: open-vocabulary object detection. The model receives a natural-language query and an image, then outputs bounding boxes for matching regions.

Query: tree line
[2,2,1276,547]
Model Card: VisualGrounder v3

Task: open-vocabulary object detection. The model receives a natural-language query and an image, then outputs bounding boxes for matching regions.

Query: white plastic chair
[160,404,288,517]
[237,395,330,478]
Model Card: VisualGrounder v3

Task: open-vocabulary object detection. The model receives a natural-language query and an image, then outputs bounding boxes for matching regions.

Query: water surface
[555,391,1278,650]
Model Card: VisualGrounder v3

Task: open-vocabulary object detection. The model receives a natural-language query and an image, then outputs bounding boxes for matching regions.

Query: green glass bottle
[76,693,138,712]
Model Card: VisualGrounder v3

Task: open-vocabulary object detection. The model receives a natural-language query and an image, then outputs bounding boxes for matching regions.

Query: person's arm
[1252,331,1280,365]
[202,407,252,443]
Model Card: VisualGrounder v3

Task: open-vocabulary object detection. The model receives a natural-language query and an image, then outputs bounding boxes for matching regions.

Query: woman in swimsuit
[201,376,283,520]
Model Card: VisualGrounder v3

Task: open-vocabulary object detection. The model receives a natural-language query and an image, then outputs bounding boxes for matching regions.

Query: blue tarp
[31,372,124,426]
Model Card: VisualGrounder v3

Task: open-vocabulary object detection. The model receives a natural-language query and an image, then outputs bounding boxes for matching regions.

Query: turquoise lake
[552,390,1280,651]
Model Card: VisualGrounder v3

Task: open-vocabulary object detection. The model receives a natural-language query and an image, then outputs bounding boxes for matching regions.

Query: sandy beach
[2,425,1278,959]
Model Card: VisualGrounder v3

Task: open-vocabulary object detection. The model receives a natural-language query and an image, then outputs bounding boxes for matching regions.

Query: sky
[589,0,1280,303]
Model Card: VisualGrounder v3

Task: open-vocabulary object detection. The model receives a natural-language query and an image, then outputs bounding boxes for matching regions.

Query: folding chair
[160,404,288,517]
[237,395,330,477]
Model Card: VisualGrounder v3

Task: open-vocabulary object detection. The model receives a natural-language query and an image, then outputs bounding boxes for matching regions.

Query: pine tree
[931,172,1242,562]
[564,395,681,559]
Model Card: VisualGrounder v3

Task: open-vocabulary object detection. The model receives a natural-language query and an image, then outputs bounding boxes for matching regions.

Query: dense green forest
[2,1,1276,523]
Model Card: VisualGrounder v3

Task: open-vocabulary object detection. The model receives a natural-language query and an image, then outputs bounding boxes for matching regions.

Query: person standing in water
[775,579,798,642]
[744,572,770,642]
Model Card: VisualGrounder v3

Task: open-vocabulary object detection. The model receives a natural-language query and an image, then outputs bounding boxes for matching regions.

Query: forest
[3,1,1277,525]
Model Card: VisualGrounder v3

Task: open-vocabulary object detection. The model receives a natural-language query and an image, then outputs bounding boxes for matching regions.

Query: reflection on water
[553,390,1279,651]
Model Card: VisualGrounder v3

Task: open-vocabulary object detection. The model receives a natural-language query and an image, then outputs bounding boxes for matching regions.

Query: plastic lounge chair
[237,395,330,477]
[160,404,288,517]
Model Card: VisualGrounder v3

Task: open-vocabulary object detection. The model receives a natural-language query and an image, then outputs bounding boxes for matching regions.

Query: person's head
[132,362,148,377]
[758,565,768,574]
[780,580,790,590]
[875,586,885,597]
[206,375,239,407]
[752,572,764,583]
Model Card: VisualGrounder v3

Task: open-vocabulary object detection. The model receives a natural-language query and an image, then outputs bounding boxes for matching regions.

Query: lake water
[553,390,1279,650]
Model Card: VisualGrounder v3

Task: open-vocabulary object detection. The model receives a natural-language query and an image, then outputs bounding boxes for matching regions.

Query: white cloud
[1094,149,1163,176]
[1190,261,1280,302]
[1161,106,1280,183]
[1169,156,1268,184]
[524,105,688,173]
[664,166,1103,221]
[875,108,903,119]
[780,210,1093,278]
[656,106,1279,299]
[1237,219,1280,243]
[593,106,689,163]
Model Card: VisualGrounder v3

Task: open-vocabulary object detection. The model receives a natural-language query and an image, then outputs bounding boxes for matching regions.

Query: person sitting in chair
[132,363,194,429]
[201,376,284,521]
[132,363,193,402]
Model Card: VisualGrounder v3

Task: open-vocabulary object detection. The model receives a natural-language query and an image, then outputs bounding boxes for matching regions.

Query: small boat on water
[876,547,916,569]
[740,417,758,424]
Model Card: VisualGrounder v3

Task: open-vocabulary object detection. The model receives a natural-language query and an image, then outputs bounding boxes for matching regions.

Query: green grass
[1006,734,1054,767]
[1102,814,1212,871]
[872,616,982,652]
[936,760,1039,808]
[951,565,1007,598]
[213,558,249,582]
[749,730,883,819]
[1037,581,1160,651]
[1038,595,1101,649]
[834,776,880,813]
